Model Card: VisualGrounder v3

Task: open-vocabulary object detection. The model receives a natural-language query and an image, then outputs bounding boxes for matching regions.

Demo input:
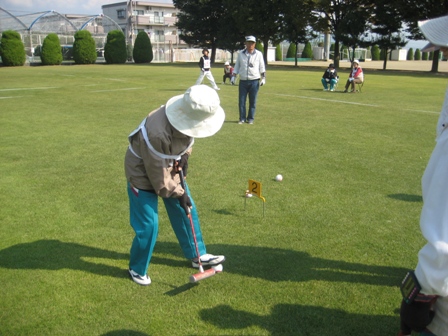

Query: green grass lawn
[0,62,446,335]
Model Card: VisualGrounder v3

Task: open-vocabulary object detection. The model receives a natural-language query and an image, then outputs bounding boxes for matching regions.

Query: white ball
[212,264,223,272]
[245,193,253,198]
[275,174,283,182]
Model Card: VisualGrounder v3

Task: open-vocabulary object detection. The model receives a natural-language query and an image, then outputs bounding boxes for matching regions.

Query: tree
[215,9,244,64]
[73,30,97,64]
[174,0,224,63]
[314,0,372,69]
[224,0,285,65]
[255,41,264,54]
[0,30,26,66]
[422,51,428,60]
[367,0,407,70]
[41,33,62,65]
[104,30,127,64]
[281,0,318,66]
[133,31,153,63]
[399,0,448,72]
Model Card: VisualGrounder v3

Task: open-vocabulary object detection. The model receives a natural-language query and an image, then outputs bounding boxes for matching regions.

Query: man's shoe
[129,269,151,286]
[330,88,334,92]
[238,120,244,124]
[248,120,254,125]
[323,88,328,91]
[343,89,348,93]
[192,254,225,268]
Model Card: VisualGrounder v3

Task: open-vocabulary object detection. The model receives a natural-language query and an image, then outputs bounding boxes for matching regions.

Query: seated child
[321,63,338,91]
[223,61,234,84]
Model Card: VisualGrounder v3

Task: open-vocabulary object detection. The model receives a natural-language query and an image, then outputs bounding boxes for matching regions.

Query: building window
[117,10,125,19]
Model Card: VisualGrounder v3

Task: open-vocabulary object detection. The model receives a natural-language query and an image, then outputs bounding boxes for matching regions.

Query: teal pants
[127,182,206,276]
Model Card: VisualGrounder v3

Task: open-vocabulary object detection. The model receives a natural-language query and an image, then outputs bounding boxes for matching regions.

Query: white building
[102,1,186,61]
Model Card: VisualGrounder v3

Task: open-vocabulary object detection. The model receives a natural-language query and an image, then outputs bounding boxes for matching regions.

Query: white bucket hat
[245,36,256,42]
[165,85,225,138]
[419,15,448,48]
[224,61,230,65]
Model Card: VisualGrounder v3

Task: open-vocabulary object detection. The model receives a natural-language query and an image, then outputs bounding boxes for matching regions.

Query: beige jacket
[124,106,193,198]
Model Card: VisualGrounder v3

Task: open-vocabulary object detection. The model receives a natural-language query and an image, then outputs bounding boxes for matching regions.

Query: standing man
[231,36,266,124]
[195,48,220,91]
[398,14,448,336]
[124,85,226,286]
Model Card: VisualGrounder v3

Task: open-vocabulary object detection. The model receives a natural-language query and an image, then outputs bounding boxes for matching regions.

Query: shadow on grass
[200,304,397,335]
[101,331,149,336]
[388,193,422,202]
[0,240,407,287]
[0,239,128,279]
[153,242,407,287]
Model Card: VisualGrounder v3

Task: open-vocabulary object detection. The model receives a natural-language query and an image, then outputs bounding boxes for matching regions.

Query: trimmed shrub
[133,31,153,63]
[429,51,433,60]
[73,30,97,64]
[414,48,421,61]
[0,30,26,66]
[275,44,282,61]
[104,30,127,64]
[286,43,296,58]
[407,48,414,60]
[371,45,380,60]
[41,33,63,65]
[301,41,313,59]
[422,51,428,60]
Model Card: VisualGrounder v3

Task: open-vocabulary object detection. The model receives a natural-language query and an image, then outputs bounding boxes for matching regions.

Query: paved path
[272,60,448,73]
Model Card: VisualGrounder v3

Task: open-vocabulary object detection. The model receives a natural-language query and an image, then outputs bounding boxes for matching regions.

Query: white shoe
[330,89,334,92]
[214,87,220,91]
[192,254,225,268]
[129,269,151,286]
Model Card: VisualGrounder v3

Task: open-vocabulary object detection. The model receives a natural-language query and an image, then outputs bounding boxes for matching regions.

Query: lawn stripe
[270,93,440,114]
[271,93,379,107]
[0,87,57,92]
[91,87,146,92]
[0,96,25,99]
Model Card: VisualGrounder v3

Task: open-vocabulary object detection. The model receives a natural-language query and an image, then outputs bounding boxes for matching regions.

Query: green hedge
[41,33,63,65]
[133,31,153,63]
[0,30,26,66]
[73,30,97,64]
[104,30,127,64]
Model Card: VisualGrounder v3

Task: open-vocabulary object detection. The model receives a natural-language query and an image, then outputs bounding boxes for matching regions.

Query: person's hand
[179,193,192,215]
[349,78,353,82]
[326,79,329,82]
[201,68,205,72]
[176,154,189,177]
[230,76,236,85]
[260,78,266,86]
[399,298,435,334]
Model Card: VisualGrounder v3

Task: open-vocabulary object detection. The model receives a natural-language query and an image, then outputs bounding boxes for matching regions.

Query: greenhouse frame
[0,7,122,59]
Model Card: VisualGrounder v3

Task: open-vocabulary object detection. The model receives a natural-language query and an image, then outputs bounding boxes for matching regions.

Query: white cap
[224,61,230,65]
[245,36,256,42]
[353,59,359,64]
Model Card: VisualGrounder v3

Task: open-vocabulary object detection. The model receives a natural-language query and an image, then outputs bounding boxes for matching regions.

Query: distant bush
[414,49,421,61]
[41,33,63,65]
[371,45,380,60]
[73,30,97,64]
[286,43,296,58]
[0,30,26,66]
[301,42,313,59]
[133,31,153,63]
[422,51,428,60]
[407,48,414,60]
[275,44,282,61]
[104,30,127,64]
